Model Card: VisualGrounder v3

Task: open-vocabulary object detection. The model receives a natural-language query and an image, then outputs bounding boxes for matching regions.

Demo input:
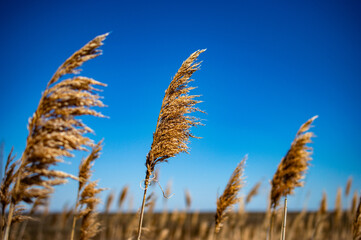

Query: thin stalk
[1,204,6,237]
[70,195,80,240]
[71,166,84,240]
[136,169,151,240]
[17,220,28,239]
[280,198,288,240]
[4,145,29,240]
[3,202,15,240]
[268,208,276,240]
[70,216,77,240]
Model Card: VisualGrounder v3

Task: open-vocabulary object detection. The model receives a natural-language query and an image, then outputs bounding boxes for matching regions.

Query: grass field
[9,211,355,240]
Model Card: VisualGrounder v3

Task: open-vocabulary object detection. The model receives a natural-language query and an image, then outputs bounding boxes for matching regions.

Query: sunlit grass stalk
[3,33,108,240]
[268,116,317,240]
[280,197,288,240]
[70,141,103,240]
[136,49,205,240]
[214,156,246,236]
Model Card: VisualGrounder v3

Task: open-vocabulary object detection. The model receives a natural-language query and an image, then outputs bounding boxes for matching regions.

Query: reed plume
[145,49,205,172]
[118,185,129,210]
[270,115,318,208]
[353,195,361,240]
[105,191,114,213]
[319,191,328,215]
[352,192,358,215]
[136,49,205,240]
[0,148,18,235]
[269,115,317,240]
[3,33,108,240]
[71,141,104,240]
[185,189,192,210]
[334,187,342,225]
[215,156,246,234]
[246,181,261,204]
[0,142,3,181]
[346,177,353,197]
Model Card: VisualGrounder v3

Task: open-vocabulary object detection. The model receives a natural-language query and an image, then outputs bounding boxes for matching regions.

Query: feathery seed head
[353,194,361,240]
[185,189,192,209]
[76,142,104,240]
[215,156,246,234]
[335,187,342,222]
[319,191,328,215]
[352,191,359,215]
[118,185,129,209]
[146,50,206,173]
[345,177,352,197]
[270,116,317,208]
[246,181,261,204]
[13,34,108,206]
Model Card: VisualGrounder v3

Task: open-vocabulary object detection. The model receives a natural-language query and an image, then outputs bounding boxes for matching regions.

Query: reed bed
[6,197,359,240]
[0,34,359,240]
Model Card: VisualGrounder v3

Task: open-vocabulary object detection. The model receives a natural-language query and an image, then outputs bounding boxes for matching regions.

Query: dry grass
[269,116,317,240]
[145,49,206,173]
[270,115,318,208]
[319,192,328,215]
[71,141,103,240]
[353,195,361,240]
[246,181,261,204]
[1,33,108,240]
[215,156,246,234]
[352,192,359,215]
[346,177,353,197]
[137,49,206,240]
[0,30,359,240]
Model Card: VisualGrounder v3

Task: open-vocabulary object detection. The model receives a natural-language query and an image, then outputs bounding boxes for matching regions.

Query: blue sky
[0,0,360,212]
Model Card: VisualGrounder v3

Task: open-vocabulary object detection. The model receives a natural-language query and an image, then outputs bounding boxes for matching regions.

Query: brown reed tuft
[346,177,353,197]
[105,191,114,213]
[215,156,246,234]
[145,49,205,174]
[71,141,104,240]
[137,49,205,240]
[246,181,261,204]
[335,187,342,224]
[15,32,107,203]
[352,192,359,215]
[3,33,108,240]
[270,115,317,208]
[185,189,192,210]
[319,191,328,215]
[118,185,129,210]
[0,149,17,223]
[353,195,361,240]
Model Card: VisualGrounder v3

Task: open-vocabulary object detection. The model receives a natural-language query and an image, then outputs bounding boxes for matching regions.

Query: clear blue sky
[0,0,360,212]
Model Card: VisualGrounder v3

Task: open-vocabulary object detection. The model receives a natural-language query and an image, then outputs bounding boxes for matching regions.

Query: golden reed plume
[145,49,206,173]
[118,185,129,210]
[352,192,359,215]
[319,191,328,215]
[345,177,353,197]
[215,156,246,234]
[246,181,261,204]
[71,141,104,240]
[353,195,361,240]
[270,116,318,208]
[3,33,108,240]
[137,49,205,240]
[268,116,317,240]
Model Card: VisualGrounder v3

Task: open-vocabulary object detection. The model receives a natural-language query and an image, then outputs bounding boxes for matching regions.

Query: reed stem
[3,202,14,240]
[268,208,276,240]
[280,197,288,240]
[137,169,151,240]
